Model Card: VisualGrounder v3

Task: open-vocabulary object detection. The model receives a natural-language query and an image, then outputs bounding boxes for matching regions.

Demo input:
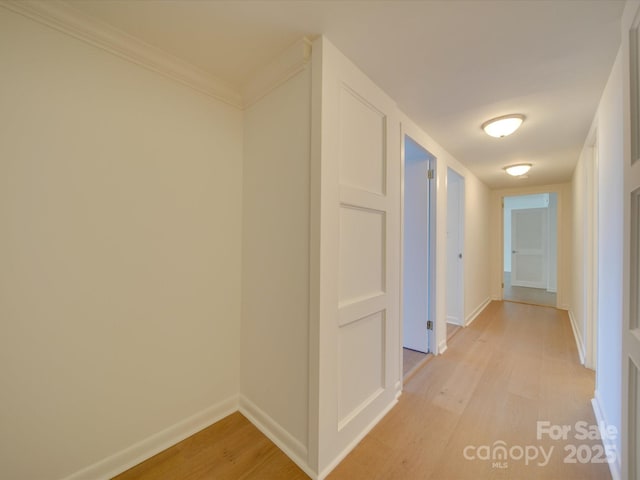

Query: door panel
[446,169,464,326]
[311,37,400,475]
[402,137,431,353]
[511,208,547,289]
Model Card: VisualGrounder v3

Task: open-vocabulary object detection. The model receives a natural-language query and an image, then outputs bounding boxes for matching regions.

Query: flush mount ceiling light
[504,163,532,177]
[482,114,525,138]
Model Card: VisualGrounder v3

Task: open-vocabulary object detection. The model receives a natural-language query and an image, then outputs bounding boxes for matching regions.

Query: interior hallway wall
[0,9,243,480]
[241,66,311,456]
[591,47,623,474]
[400,113,491,353]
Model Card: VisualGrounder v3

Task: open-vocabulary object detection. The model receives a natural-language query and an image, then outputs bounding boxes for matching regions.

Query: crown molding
[242,37,313,108]
[0,0,244,108]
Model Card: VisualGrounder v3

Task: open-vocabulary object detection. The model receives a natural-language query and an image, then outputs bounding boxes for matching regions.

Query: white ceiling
[66,0,625,189]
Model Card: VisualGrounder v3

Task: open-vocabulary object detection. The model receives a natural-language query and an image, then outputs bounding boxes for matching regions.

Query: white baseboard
[446,315,462,325]
[62,395,239,480]
[591,393,621,480]
[465,297,491,327]
[567,310,586,365]
[438,339,448,355]
[317,396,398,480]
[238,395,314,479]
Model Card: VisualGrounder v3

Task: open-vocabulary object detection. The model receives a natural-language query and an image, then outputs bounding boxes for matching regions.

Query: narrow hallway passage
[329,301,610,479]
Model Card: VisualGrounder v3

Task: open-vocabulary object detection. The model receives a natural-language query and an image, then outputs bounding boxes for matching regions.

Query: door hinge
[502,282,504,288]
[427,320,433,330]
[427,169,434,180]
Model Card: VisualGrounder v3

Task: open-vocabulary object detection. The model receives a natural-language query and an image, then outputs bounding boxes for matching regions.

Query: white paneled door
[511,207,548,289]
[624,3,640,478]
[311,37,400,477]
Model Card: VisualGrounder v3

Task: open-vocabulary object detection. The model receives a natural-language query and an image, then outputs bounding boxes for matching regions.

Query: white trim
[316,397,398,480]
[61,395,239,480]
[591,393,621,480]
[242,37,312,108]
[465,296,491,327]
[0,0,244,107]
[238,396,314,479]
[568,310,586,365]
[438,339,448,355]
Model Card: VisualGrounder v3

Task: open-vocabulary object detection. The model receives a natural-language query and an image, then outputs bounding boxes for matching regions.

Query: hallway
[328,301,609,479]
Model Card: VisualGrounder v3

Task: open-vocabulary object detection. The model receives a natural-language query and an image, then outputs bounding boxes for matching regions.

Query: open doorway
[402,135,435,377]
[503,193,557,307]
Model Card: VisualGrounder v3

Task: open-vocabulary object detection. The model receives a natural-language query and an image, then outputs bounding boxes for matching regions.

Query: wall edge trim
[242,37,312,108]
[238,395,315,479]
[60,395,239,480]
[591,394,621,480]
[0,0,244,108]
[568,309,586,365]
[465,296,491,327]
[316,396,398,480]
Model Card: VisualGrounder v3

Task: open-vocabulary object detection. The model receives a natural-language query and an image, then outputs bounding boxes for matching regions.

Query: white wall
[593,48,624,472]
[241,66,311,457]
[0,9,243,480]
[571,153,587,361]
[547,193,558,292]
[570,47,623,479]
[400,113,492,353]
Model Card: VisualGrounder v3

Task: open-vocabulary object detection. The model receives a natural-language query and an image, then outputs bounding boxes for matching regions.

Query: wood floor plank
[115,302,609,480]
[329,301,611,480]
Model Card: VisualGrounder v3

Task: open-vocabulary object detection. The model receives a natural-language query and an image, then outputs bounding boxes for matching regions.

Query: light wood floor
[113,412,308,480]
[403,347,428,377]
[328,301,609,479]
[115,301,609,480]
[504,271,557,307]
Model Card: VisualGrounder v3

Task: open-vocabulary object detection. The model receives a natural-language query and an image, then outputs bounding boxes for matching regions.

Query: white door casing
[511,207,548,289]
[309,37,400,477]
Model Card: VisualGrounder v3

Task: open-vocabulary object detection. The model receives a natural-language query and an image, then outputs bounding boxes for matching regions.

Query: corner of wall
[62,396,239,480]
[567,310,586,365]
[238,396,314,479]
[465,297,491,327]
[591,393,622,480]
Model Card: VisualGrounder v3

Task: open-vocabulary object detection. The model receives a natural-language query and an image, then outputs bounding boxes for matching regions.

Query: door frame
[496,186,564,309]
[400,128,437,377]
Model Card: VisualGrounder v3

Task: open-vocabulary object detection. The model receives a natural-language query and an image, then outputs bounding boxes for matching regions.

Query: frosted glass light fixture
[504,163,532,176]
[482,114,525,138]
